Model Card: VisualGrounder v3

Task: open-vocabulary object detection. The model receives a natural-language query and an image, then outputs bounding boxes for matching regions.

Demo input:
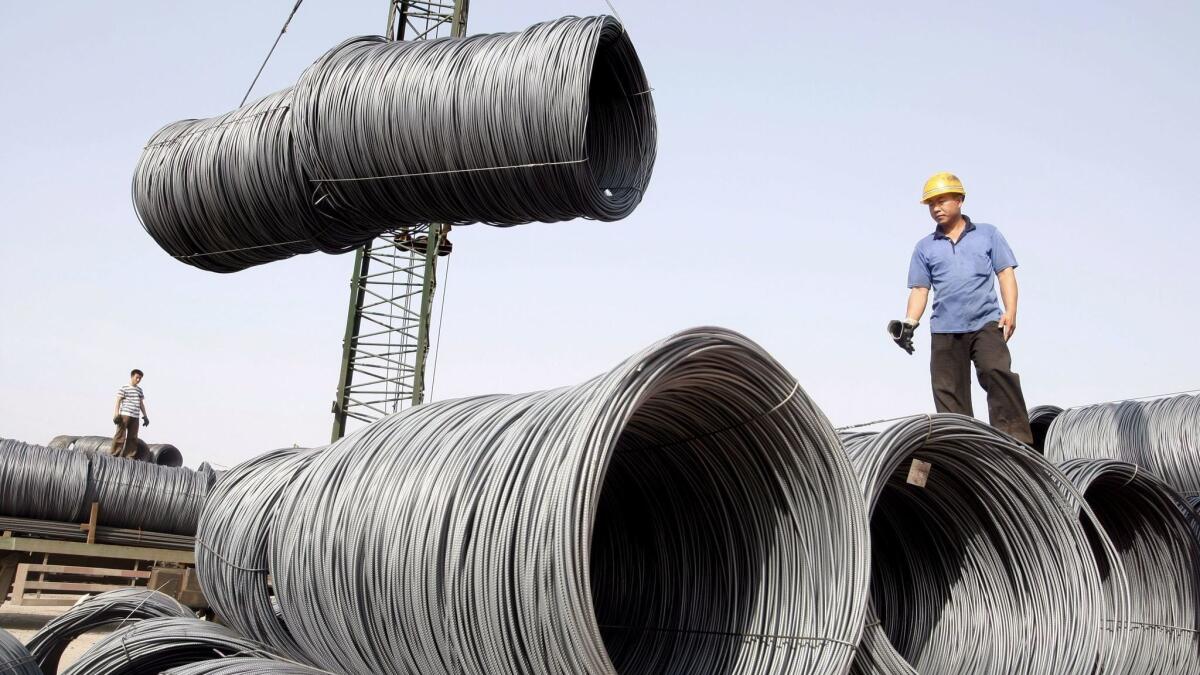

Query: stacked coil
[1028,403,1063,453]
[197,327,869,674]
[0,438,90,522]
[164,659,329,675]
[89,453,211,534]
[842,414,1128,675]
[62,618,279,675]
[67,434,150,461]
[1046,393,1200,495]
[25,588,193,673]
[148,443,185,467]
[0,627,39,675]
[134,15,656,273]
[1059,459,1200,673]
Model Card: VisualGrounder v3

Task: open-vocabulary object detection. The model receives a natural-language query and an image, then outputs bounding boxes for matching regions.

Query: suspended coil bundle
[164,659,329,675]
[1046,393,1200,496]
[194,328,870,674]
[0,627,39,675]
[842,414,1128,675]
[68,434,150,461]
[133,15,656,273]
[89,453,211,534]
[148,443,185,467]
[195,448,320,660]
[62,618,280,675]
[25,588,192,673]
[0,438,90,522]
[1059,458,1200,673]
[1027,403,1064,453]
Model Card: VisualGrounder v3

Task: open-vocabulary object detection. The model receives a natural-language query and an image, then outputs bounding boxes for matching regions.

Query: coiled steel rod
[1059,459,1200,674]
[164,659,331,674]
[1046,393,1200,495]
[88,453,211,535]
[25,588,193,673]
[61,618,279,675]
[0,438,90,522]
[0,627,39,675]
[1027,403,1063,454]
[196,327,870,674]
[843,414,1129,675]
[134,15,656,273]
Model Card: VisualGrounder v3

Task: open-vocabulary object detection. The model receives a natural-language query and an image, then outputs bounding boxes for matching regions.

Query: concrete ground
[1,604,114,673]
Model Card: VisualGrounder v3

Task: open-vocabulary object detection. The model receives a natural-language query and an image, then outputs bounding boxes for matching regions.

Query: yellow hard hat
[921,172,966,203]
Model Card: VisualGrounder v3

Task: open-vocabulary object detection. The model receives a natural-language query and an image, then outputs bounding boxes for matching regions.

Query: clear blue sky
[1,1,1197,467]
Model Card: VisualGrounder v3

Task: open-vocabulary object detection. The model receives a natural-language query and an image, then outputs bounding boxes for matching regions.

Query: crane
[329,0,470,441]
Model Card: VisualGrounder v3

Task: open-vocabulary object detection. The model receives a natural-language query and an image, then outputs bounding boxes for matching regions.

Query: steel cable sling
[842,414,1129,675]
[196,327,870,674]
[1058,458,1200,673]
[1045,393,1200,496]
[0,627,39,675]
[133,15,656,273]
[61,617,282,675]
[24,588,193,673]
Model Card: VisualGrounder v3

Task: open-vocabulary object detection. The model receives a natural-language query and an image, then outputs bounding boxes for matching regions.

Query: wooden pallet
[8,562,150,607]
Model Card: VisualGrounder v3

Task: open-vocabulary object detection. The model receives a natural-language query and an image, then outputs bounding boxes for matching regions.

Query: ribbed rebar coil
[25,588,193,673]
[1046,393,1200,495]
[163,658,330,675]
[0,627,39,675]
[62,618,279,675]
[196,327,870,674]
[0,438,90,522]
[195,448,320,660]
[134,15,656,273]
[843,414,1128,675]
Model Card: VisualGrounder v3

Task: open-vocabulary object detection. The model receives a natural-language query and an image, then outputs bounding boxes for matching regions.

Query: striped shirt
[117,385,144,418]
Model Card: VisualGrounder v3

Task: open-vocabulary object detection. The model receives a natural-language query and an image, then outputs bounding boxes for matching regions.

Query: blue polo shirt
[907,217,1018,333]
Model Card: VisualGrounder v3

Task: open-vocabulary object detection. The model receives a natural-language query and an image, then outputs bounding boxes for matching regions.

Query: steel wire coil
[133,15,656,273]
[1058,458,1200,673]
[62,617,279,675]
[195,448,320,660]
[1027,403,1063,453]
[148,443,185,467]
[45,435,79,451]
[88,454,211,535]
[68,434,150,461]
[193,327,871,674]
[25,588,192,673]
[1046,393,1200,495]
[164,658,330,674]
[842,414,1129,675]
[0,516,194,550]
[0,438,90,522]
[0,627,39,675]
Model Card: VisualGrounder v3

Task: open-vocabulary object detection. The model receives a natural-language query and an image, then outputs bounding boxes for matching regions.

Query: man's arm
[997,267,1018,341]
[906,287,929,324]
[114,394,123,423]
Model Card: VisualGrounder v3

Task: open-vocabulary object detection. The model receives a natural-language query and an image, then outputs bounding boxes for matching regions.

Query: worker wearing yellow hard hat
[887,172,1034,445]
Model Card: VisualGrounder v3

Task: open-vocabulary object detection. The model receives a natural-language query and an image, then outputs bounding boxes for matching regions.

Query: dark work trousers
[111,415,140,458]
[931,321,1034,444]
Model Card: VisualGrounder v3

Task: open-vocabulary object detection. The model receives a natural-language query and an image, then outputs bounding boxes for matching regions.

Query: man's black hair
[131,369,144,378]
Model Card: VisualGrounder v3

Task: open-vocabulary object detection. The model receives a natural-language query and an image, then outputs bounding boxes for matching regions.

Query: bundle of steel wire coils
[133,15,657,273]
[198,327,871,674]
[0,437,215,535]
[45,434,184,466]
[0,626,39,675]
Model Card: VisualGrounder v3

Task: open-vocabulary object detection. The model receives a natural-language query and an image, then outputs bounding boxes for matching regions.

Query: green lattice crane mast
[330,0,470,441]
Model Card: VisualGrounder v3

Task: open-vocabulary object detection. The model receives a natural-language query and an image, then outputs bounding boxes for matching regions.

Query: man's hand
[887,319,919,355]
[113,415,121,425]
[142,416,150,427]
[998,313,1016,342]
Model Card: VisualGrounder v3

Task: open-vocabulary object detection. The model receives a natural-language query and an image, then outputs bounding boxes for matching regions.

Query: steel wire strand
[164,658,331,674]
[1046,393,1200,496]
[61,617,280,675]
[0,627,39,675]
[0,438,90,522]
[24,588,192,673]
[133,15,656,273]
[1058,458,1200,674]
[1027,404,1063,454]
[195,448,320,661]
[842,414,1129,675]
[89,454,211,535]
[254,326,869,674]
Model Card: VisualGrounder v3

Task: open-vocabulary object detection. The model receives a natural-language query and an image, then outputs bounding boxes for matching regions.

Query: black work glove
[142,416,150,427]
[887,319,918,355]
[113,415,121,425]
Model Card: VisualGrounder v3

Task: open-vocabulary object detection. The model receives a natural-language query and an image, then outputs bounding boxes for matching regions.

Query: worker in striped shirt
[111,369,149,458]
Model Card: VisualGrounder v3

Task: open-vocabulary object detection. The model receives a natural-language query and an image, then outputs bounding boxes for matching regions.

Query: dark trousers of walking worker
[111,416,140,458]
[931,321,1032,443]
